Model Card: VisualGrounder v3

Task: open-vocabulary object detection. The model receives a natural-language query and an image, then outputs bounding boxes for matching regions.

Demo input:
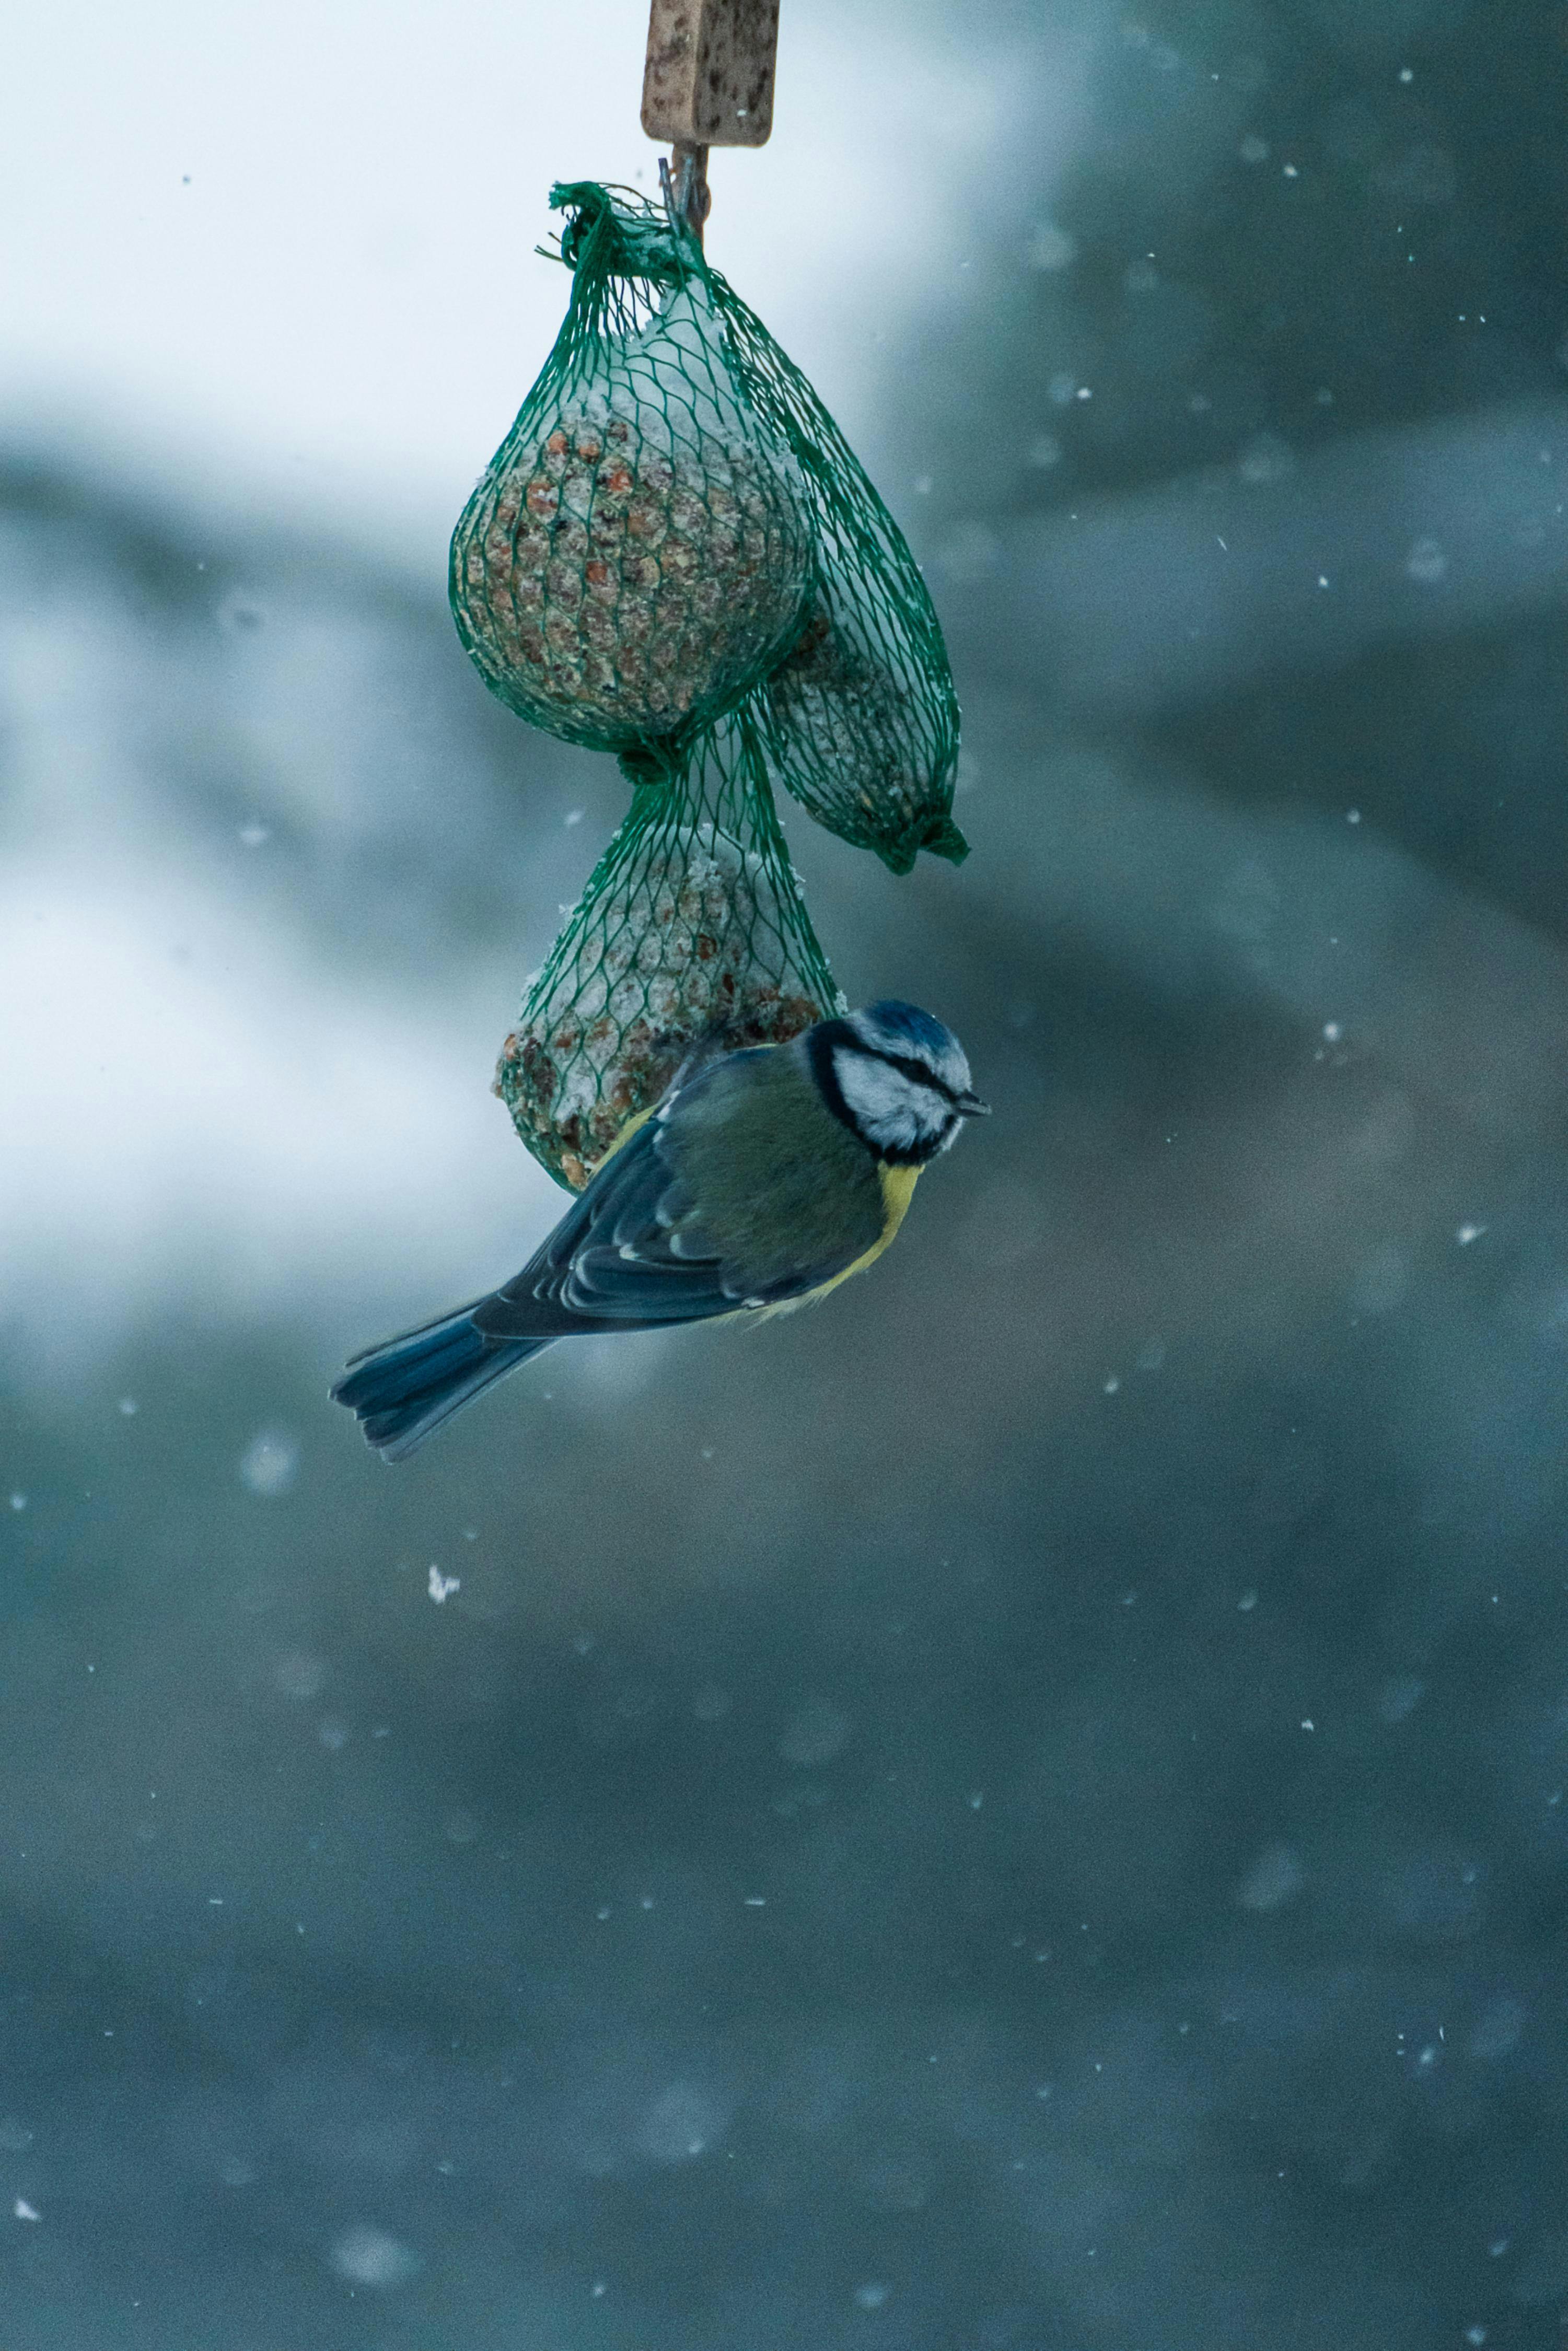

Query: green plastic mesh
[450,185,813,752]
[494,714,843,1191]
[461,181,968,1188]
[716,285,967,877]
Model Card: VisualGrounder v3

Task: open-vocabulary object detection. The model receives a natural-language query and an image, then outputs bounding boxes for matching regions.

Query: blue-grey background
[4,1,1568,2343]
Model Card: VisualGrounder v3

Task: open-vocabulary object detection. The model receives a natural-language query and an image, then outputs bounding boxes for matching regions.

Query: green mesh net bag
[450,184,814,751]
[715,287,968,877]
[465,179,967,1189]
[494,713,843,1191]
[451,180,966,870]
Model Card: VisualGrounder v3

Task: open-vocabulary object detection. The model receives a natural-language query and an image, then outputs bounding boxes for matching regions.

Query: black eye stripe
[876,1050,958,1103]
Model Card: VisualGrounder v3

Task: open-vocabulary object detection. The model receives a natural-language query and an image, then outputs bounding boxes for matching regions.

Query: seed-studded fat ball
[495,824,826,1190]
[452,286,812,752]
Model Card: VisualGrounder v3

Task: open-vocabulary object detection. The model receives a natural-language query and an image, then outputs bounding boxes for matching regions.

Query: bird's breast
[768,1161,922,1317]
[875,1161,922,1247]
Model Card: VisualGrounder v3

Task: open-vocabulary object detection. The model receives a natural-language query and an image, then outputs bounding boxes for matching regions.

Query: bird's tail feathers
[331,1299,552,1461]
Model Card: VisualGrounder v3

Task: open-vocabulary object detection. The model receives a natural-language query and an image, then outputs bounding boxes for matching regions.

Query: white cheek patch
[833,1050,945,1151]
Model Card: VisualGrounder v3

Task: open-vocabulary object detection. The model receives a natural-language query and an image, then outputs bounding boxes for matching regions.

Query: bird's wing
[470,1052,878,1341]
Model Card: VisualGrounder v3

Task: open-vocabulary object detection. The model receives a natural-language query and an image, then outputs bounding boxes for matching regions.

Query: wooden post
[644,0,780,240]
[642,1,780,148]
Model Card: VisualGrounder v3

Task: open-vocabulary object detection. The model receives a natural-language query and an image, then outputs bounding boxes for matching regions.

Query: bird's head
[808,1000,989,1164]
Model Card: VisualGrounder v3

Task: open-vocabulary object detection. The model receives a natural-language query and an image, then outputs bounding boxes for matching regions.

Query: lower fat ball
[496,818,826,1191]
[333,1003,989,1461]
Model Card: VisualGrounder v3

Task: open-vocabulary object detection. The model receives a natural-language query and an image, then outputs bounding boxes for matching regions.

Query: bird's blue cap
[858,1000,960,1056]
[847,1001,981,1110]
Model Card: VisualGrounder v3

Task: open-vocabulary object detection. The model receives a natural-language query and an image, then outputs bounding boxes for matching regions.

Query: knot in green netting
[457,181,968,1190]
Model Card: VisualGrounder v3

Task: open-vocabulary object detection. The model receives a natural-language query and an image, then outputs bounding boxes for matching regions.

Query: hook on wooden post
[669,141,712,244]
[644,0,780,241]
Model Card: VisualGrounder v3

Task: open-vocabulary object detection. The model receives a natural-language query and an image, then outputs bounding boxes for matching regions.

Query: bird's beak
[956,1092,991,1117]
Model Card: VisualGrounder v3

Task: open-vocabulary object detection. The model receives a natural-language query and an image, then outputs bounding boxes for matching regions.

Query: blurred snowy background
[6,0,1568,2344]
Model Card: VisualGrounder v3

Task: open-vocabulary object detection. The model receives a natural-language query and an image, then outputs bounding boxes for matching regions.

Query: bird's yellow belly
[763,1161,922,1317]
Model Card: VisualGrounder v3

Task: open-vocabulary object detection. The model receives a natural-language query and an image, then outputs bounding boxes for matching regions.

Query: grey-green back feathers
[657,1042,885,1299]
[475,1038,884,1334]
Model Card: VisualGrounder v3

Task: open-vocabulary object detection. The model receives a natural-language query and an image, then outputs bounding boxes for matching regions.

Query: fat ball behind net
[450,185,814,754]
[455,183,965,1189]
[495,712,842,1191]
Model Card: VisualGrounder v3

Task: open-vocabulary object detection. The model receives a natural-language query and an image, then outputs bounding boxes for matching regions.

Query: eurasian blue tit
[332,1000,988,1461]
